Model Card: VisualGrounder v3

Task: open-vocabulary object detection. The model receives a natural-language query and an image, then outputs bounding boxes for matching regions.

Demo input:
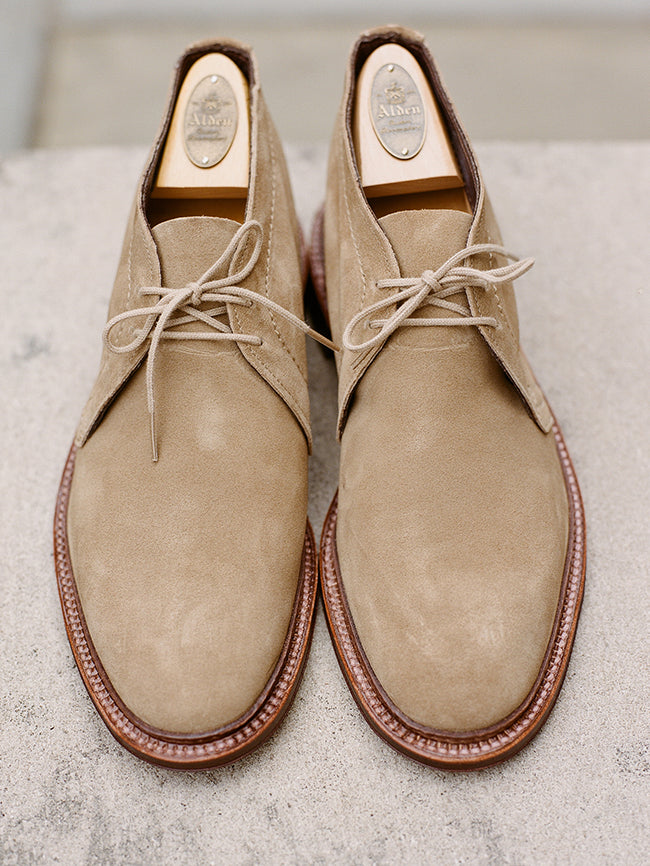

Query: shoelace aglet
[150,413,159,463]
[305,326,340,353]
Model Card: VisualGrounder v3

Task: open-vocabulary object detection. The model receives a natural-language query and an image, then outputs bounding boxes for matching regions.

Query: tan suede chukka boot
[312,26,586,769]
[54,40,322,768]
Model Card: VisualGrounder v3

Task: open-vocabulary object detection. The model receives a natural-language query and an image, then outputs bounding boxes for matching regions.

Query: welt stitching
[322,421,585,762]
[54,446,316,763]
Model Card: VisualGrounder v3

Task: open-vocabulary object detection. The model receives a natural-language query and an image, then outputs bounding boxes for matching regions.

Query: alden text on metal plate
[370,63,426,160]
[183,75,238,168]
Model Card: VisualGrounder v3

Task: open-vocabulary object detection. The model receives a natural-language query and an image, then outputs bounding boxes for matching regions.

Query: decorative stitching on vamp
[263,135,307,384]
[342,173,367,307]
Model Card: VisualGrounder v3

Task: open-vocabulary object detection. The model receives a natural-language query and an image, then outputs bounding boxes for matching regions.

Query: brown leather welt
[319,415,586,769]
[54,443,318,769]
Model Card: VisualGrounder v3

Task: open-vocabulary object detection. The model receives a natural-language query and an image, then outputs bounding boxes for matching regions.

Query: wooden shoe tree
[354,44,470,218]
[149,53,249,226]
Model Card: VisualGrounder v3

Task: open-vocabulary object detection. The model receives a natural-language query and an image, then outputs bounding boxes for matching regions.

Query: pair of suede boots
[54,26,586,771]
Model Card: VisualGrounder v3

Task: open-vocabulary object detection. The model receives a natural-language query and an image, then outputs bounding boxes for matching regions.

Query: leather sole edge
[319,418,586,769]
[54,442,318,769]
[311,206,587,769]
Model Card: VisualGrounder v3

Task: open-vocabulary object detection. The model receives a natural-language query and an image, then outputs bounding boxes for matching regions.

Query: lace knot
[188,281,203,306]
[342,243,534,353]
[420,269,442,293]
[103,218,337,462]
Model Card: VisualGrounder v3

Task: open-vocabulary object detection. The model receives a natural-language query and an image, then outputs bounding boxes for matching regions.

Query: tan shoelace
[104,219,337,461]
[342,243,534,353]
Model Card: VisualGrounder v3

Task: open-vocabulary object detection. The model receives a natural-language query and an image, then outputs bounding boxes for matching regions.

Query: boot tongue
[150,216,242,349]
[378,208,474,348]
[379,208,472,275]
[151,215,240,288]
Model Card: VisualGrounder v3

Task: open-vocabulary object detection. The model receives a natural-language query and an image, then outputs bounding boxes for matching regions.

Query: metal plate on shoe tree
[152,52,249,200]
[369,63,426,160]
[183,74,239,169]
[353,44,465,200]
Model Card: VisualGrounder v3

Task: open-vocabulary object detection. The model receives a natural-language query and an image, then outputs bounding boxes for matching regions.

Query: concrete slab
[0,143,648,864]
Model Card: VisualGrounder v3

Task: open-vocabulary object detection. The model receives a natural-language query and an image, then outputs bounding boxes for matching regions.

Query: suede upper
[323,26,569,732]
[324,26,552,440]
[77,39,311,451]
[67,40,310,734]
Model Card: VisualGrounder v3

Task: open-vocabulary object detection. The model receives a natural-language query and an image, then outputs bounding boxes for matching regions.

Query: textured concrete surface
[0,143,649,863]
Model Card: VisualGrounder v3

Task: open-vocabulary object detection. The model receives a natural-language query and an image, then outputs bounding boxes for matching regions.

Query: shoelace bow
[103,219,337,461]
[342,243,534,352]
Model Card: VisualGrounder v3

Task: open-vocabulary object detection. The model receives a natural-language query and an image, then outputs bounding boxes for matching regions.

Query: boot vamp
[68,344,308,734]
[337,331,568,732]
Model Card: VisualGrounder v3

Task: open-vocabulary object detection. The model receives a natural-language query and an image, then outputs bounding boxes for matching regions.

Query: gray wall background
[1,0,649,151]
